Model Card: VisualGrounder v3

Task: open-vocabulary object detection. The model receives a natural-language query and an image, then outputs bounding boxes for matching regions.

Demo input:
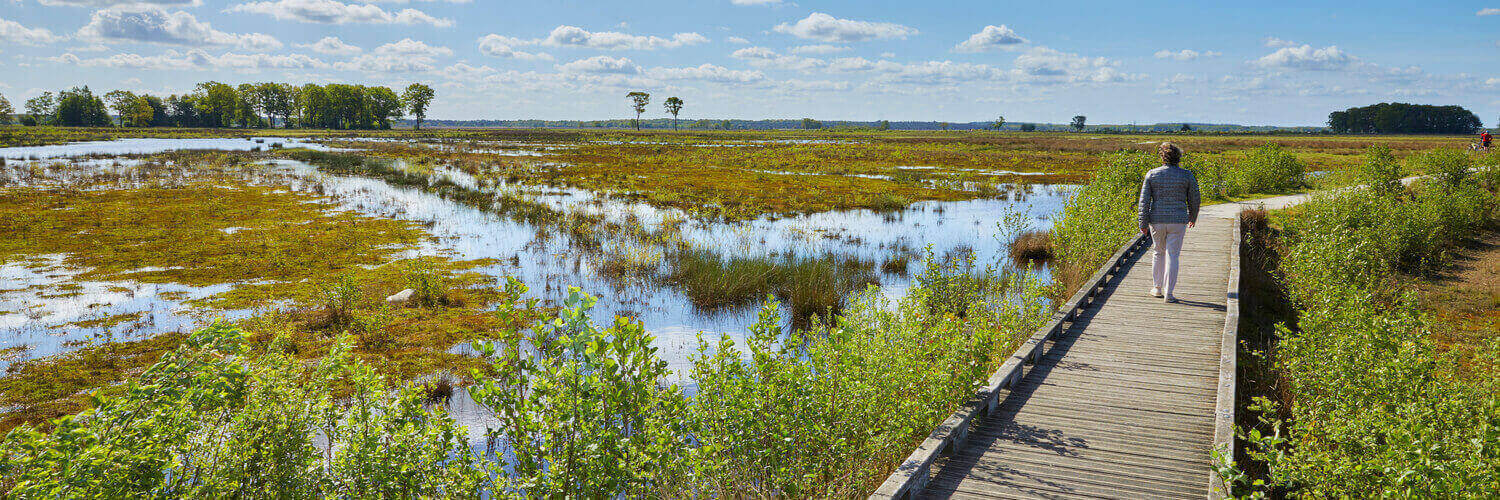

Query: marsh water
[0,138,1073,433]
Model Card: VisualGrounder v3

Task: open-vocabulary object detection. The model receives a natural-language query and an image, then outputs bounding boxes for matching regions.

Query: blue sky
[1,0,1497,125]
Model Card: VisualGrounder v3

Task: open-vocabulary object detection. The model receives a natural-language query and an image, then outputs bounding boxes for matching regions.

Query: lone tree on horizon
[664,96,684,130]
[994,115,1005,130]
[627,91,650,130]
[402,83,435,130]
[0,93,12,125]
[1071,115,1087,131]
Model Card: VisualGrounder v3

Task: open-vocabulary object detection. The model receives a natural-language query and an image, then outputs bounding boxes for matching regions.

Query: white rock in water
[386,289,415,305]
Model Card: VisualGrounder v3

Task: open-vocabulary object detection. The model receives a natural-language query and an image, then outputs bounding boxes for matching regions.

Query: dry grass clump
[1008,230,1054,264]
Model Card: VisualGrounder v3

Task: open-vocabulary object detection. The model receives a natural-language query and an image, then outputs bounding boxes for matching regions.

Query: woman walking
[1137,142,1200,303]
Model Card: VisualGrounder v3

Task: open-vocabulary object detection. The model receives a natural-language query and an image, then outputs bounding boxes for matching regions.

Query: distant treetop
[1327,103,1481,134]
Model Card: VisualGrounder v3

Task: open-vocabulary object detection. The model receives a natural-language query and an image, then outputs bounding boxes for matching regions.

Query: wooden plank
[967,418,1215,453]
[931,460,1204,499]
[948,448,1210,487]
[926,464,1202,500]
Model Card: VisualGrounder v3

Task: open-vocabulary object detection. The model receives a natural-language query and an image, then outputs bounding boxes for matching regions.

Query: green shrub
[0,323,488,498]
[1234,144,1304,194]
[1184,155,1229,199]
[1410,148,1473,190]
[1050,151,1153,287]
[1229,181,1500,497]
[316,273,361,326]
[1355,145,1405,196]
[468,289,695,497]
[405,259,450,308]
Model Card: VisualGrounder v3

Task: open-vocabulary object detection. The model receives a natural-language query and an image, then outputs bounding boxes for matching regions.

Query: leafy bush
[1355,145,1405,196]
[1050,151,1153,281]
[0,323,487,498]
[1234,144,1304,194]
[1184,155,1229,199]
[405,259,450,308]
[1228,181,1500,497]
[316,273,361,326]
[1410,148,1473,190]
[468,289,695,497]
[1,257,1053,497]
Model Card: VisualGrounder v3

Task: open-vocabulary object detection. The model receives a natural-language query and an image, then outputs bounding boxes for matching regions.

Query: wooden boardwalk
[917,215,1234,499]
[874,199,1271,500]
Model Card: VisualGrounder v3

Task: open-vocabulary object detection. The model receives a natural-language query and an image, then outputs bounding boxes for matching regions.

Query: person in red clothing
[1482,131,1493,151]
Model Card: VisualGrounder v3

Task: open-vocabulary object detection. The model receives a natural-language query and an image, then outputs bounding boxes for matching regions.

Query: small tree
[627,91,650,130]
[53,86,111,127]
[1020,123,1036,132]
[0,93,14,125]
[104,90,138,127]
[277,83,300,128]
[663,96,683,130]
[877,120,891,131]
[1180,123,1192,132]
[801,118,821,130]
[402,83,435,130]
[25,92,55,125]
[994,115,1005,130]
[1070,115,1087,131]
[124,96,155,128]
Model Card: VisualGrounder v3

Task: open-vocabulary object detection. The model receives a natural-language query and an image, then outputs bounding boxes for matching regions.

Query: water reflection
[0,137,330,162]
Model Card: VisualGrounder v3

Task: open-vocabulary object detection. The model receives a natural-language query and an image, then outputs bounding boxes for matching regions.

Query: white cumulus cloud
[731,46,777,60]
[35,0,202,6]
[540,25,708,50]
[227,0,453,27]
[1153,49,1220,61]
[953,25,1027,52]
[0,16,65,45]
[331,38,451,72]
[1263,37,1296,48]
[1012,46,1139,83]
[556,55,639,74]
[373,38,451,57]
[300,36,361,55]
[773,12,917,42]
[790,44,849,54]
[78,5,280,50]
[477,34,551,60]
[651,63,764,82]
[1254,44,1355,71]
[49,49,326,71]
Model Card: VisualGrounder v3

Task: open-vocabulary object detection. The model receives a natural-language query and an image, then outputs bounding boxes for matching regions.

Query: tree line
[1327,103,1483,134]
[0,82,437,130]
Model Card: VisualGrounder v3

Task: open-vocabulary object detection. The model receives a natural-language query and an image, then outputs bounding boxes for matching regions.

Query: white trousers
[1149,223,1188,297]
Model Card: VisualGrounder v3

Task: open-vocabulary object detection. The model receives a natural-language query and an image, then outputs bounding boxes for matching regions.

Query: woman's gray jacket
[1137,165,1201,226]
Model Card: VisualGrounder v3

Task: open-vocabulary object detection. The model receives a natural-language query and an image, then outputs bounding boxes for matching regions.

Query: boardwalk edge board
[1208,215,1243,499]
[868,233,1150,500]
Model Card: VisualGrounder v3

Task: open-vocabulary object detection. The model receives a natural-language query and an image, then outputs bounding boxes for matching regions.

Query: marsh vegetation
[0,126,1488,497]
